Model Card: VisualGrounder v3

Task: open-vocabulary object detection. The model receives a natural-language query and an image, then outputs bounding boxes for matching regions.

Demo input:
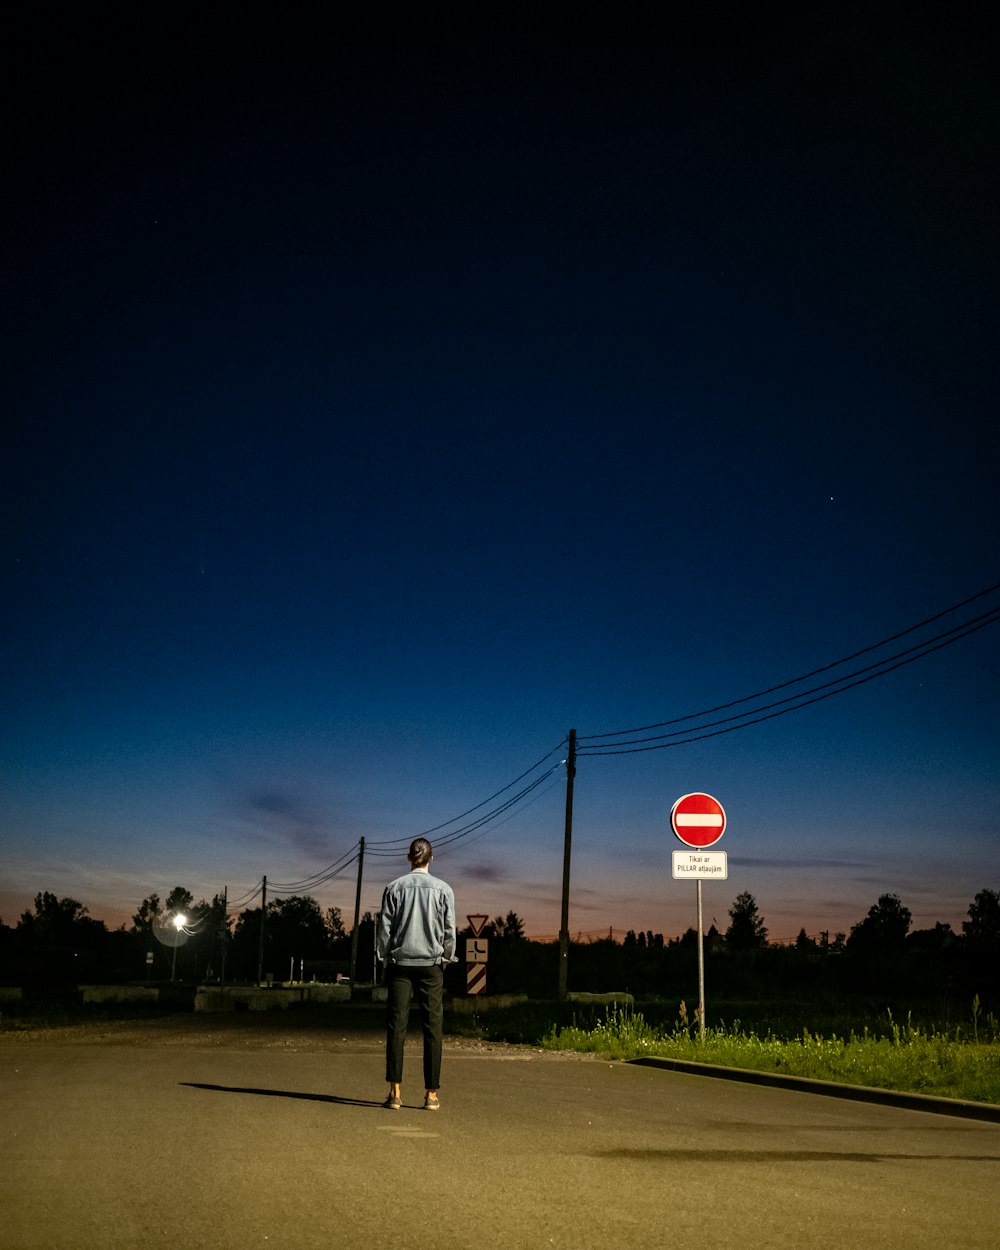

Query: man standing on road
[376,837,457,1111]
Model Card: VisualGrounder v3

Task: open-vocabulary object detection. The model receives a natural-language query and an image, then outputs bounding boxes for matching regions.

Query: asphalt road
[3,1009,999,1250]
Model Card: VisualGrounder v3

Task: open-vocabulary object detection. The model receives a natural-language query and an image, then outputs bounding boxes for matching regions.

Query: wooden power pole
[558,728,576,1001]
[349,837,365,996]
[256,876,267,985]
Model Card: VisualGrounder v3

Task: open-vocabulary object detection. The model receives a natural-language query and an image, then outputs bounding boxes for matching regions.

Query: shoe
[423,1095,440,1111]
[383,1095,401,1111]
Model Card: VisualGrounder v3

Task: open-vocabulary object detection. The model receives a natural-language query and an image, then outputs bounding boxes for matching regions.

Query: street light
[170,913,187,982]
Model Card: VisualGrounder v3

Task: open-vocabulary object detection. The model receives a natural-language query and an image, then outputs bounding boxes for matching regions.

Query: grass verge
[542,1003,1000,1104]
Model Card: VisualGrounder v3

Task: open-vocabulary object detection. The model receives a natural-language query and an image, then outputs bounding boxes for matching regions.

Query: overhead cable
[269,846,360,894]
[364,739,568,850]
[579,605,1000,755]
[579,579,1000,744]
[364,761,566,857]
[225,878,265,908]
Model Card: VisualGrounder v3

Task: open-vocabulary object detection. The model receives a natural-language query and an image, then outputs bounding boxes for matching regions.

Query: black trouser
[385,963,444,1089]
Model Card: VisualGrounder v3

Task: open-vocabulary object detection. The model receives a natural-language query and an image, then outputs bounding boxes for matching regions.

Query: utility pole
[349,838,365,996]
[219,885,228,987]
[256,876,267,985]
[696,879,706,1041]
[558,728,576,1002]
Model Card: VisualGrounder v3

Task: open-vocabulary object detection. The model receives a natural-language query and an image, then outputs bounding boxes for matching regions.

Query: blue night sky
[2,8,998,944]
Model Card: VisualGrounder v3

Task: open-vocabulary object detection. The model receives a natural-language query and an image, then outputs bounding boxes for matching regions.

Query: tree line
[1,889,353,987]
[456,890,1000,1012]
[2,887,997,1012]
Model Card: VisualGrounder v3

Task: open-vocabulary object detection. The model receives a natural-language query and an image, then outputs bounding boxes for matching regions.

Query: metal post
[696,880,706,1040]
[558,729,576,1002]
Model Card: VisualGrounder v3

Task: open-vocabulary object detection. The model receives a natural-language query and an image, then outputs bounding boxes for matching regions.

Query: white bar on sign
[675,813,723,826]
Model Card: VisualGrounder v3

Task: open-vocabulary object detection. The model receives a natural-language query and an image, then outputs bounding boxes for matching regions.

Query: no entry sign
[671,792,726,848]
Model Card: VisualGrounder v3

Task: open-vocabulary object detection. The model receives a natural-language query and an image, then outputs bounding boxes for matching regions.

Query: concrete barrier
[299,983,352,1005]
[80,986,160,1004]
[447,993,633,1014]
[0,987,23,1003]
[566,991,634,1006]
[447,994,530,1014]
[194,983,352,1012]
[447,993,632,1014]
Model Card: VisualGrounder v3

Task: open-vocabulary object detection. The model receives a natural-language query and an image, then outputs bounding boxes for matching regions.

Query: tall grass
[542,1002,1000,1104]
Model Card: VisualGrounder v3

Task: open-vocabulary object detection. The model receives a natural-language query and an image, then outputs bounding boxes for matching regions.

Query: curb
[628,1055,1000,1123]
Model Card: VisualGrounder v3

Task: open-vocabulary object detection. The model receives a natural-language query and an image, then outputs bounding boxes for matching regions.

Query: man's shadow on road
[181,1082,382,1109]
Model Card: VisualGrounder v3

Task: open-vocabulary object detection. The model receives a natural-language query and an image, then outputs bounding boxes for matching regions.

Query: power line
[364,739,568,850]
[579,583,1000,755]
[268,846,359,894]
[226,878,264,908]
[579,579,1000,744]
[431,764,566,847]
[445,772,566,849]
[220,746,567,912]
[364,760,566,857]
[579,606,1000,755]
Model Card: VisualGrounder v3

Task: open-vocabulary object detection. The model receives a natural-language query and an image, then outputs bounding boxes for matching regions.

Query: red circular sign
[670,792,726,848]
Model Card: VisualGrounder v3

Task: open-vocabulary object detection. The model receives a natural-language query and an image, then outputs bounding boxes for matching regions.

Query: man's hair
[408,837,433,867]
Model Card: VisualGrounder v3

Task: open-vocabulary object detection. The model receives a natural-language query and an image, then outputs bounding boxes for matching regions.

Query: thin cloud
[460,863,511,884]
[731,856,870,871]
[244,788,332,861]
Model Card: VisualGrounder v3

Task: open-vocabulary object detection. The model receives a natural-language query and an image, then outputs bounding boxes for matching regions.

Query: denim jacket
[376,869,458,966]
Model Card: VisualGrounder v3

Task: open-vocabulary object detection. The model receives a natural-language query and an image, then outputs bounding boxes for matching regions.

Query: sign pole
[696,880,706,1040]
[670,793,727,1045]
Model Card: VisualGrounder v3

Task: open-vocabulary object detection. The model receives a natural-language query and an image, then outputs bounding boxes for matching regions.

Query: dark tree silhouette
[228,894,333,980]
[847,893,911,955]
[19,893,107,948]
[498,911,526,941]
[131,893,162,934]
[164,886,194,917]
[962,889,1000,950]
[962,888,1000,1004]
[325,906,347,943]
[15,893,110,981]
[725,891,769,951]
[268,895,330,964]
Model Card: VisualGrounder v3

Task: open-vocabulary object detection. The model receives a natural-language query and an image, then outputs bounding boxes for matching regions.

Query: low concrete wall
[448,992,632,1013]
[80,985,161,1004]
[298,983,352,1005]
[194,983,352,1012]
[566,991,634,1006]
[447,994,530,1014]
[0,987,24,1003]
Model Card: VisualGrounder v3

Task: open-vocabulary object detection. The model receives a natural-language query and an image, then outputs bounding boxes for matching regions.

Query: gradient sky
[3,9,998,946]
